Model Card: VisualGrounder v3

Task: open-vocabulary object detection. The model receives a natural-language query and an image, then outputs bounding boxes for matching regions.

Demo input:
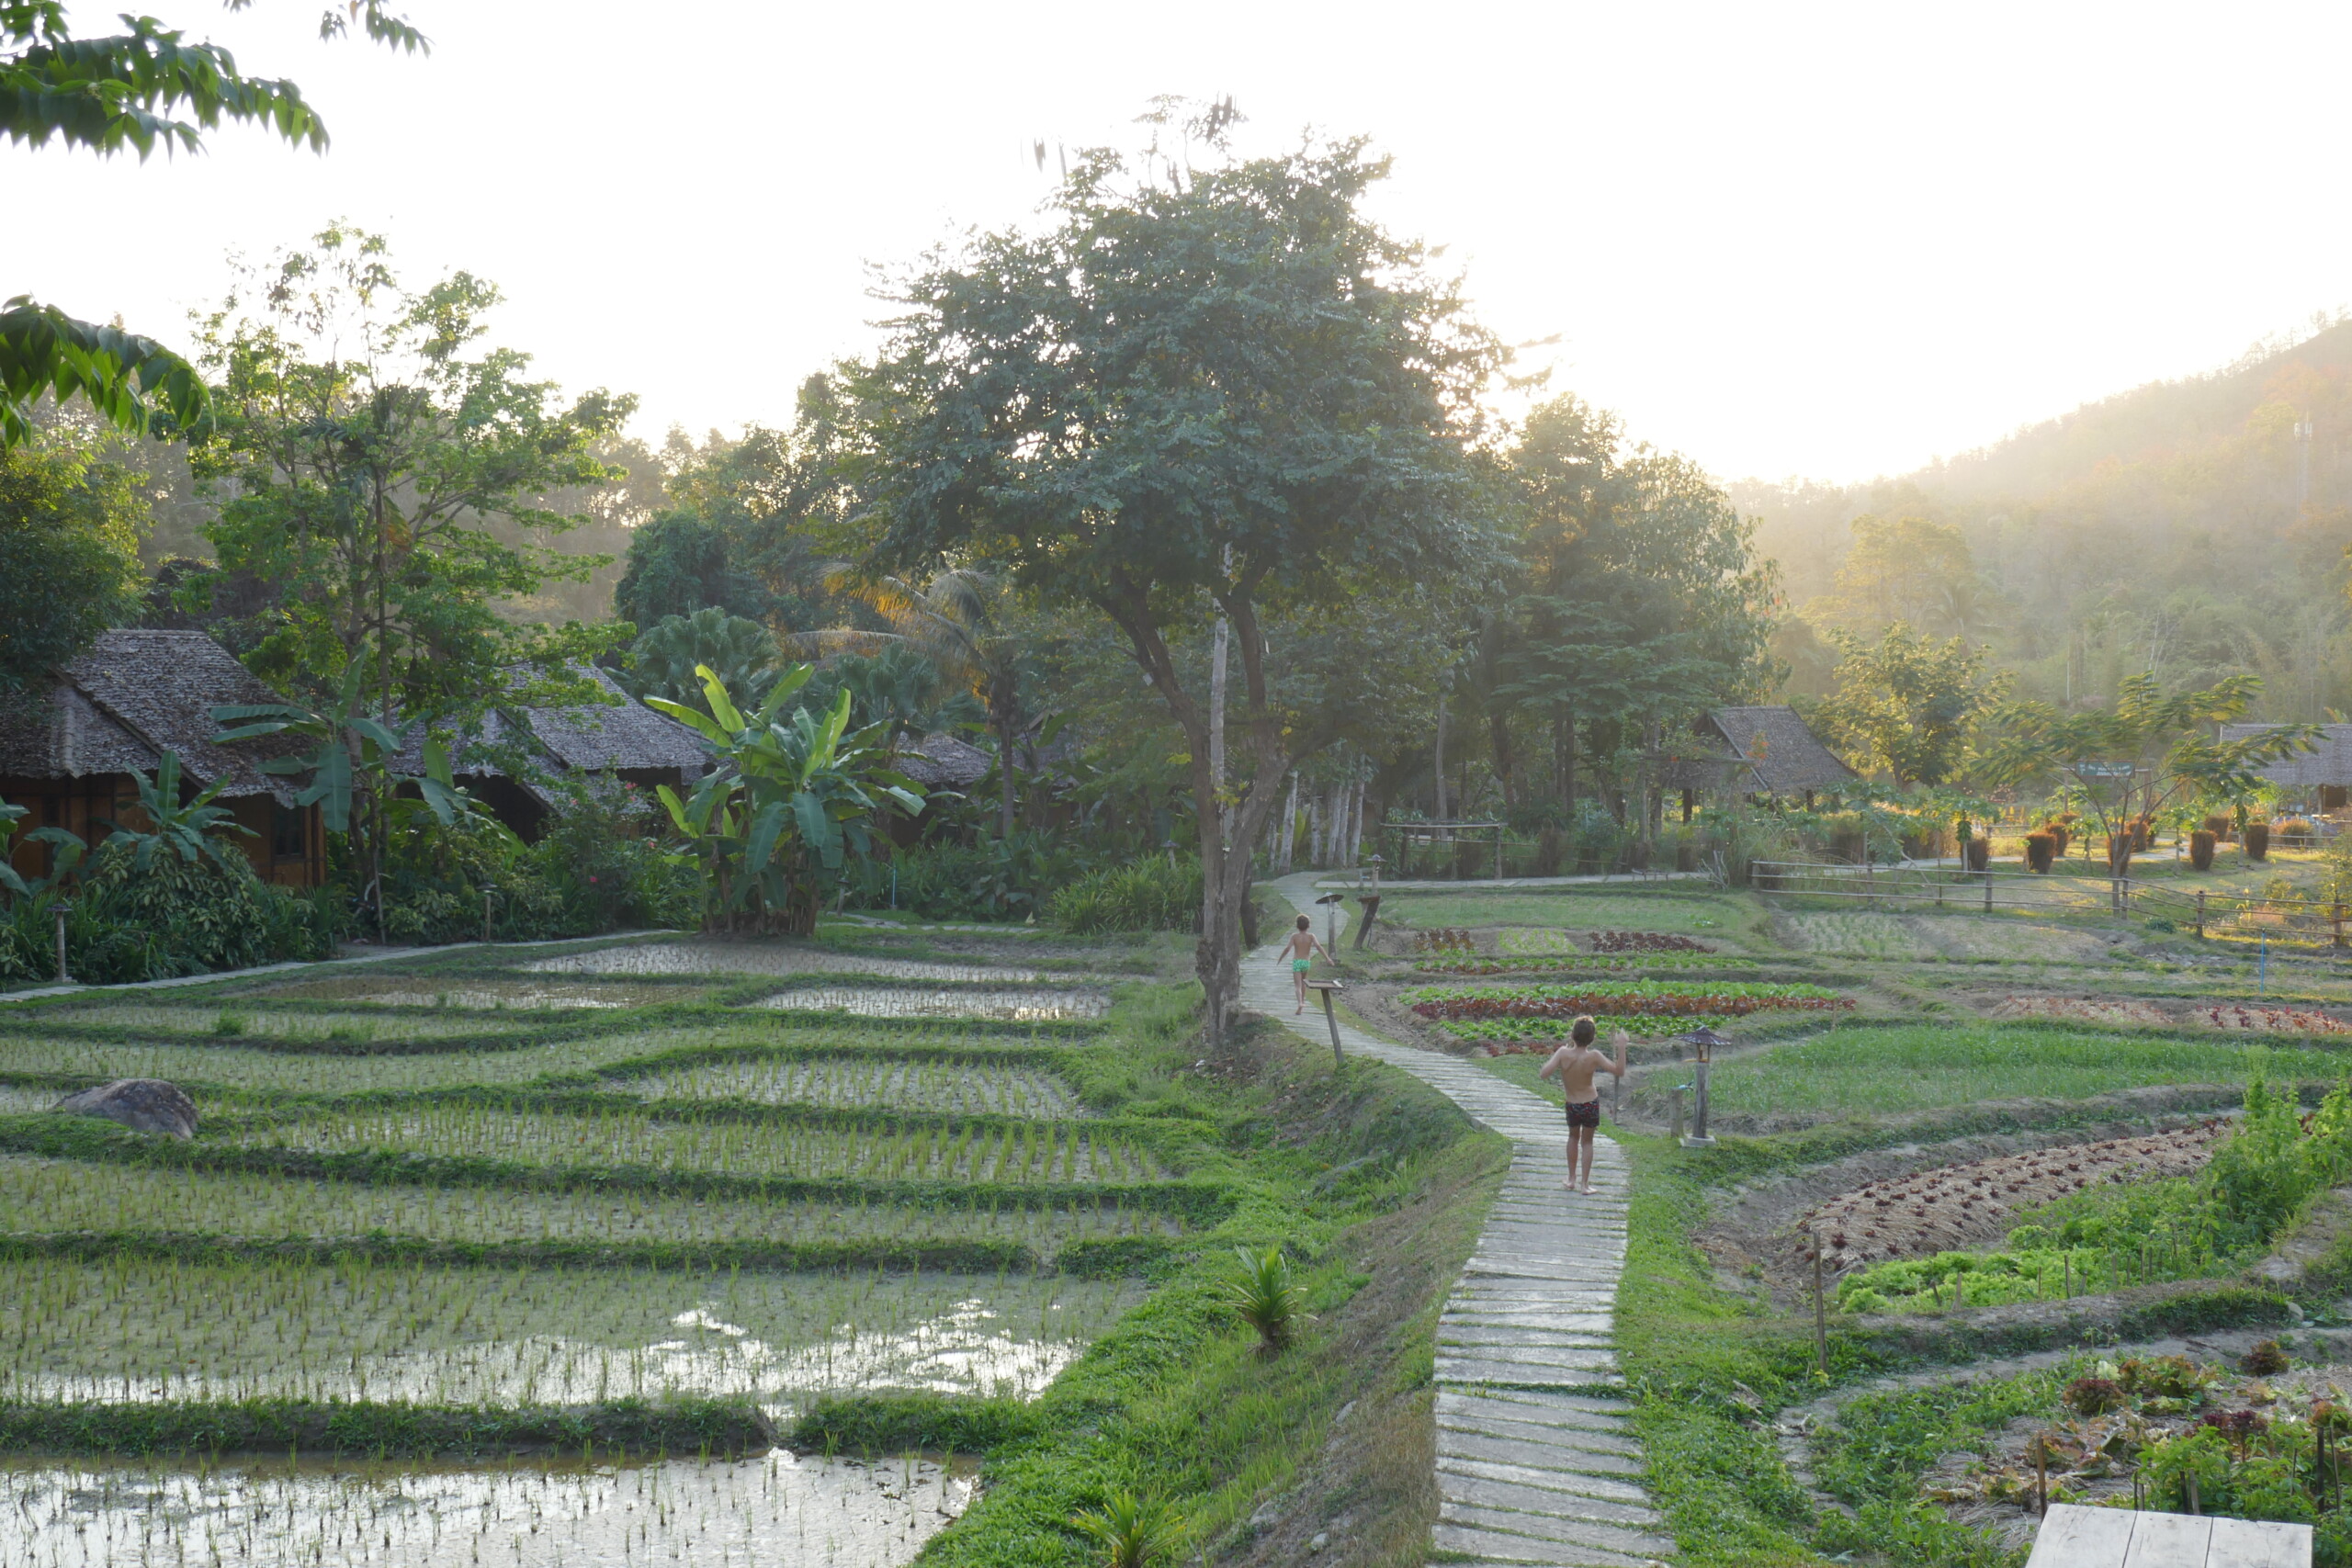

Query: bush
[841,831,1095,922]
[2191,829,2217,871]
[2025,831,2056,874]
[2278,817,2317,843]
[1046,855,1204,935]
[0,843,340,989]
[2246,821,2271,862]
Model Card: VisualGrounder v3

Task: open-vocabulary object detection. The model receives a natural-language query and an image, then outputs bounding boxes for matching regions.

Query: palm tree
[810,569,1032,836]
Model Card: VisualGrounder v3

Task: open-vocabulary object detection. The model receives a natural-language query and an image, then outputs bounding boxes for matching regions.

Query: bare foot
[1580,1183,1598,1195]
[1561,1178,1578,1191]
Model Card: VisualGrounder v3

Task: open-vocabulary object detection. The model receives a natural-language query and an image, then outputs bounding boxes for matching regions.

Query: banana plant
[95,751,254,875]
[0,805,82,900]
[649,661,924,935]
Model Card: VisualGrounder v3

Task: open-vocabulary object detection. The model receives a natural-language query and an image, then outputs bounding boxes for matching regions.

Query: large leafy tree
[0,427,145,687]
[1489,394,1778,815]
[190,226,630,721]
[850,131,1502,1037]
[1810,622,2007,786]
[2,0,424,447]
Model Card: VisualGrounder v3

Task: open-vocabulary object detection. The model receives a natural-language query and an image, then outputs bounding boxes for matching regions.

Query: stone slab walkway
[1245,874,1671,1566]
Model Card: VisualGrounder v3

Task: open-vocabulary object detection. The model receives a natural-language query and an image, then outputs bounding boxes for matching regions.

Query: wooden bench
[2025,1504,2310,1567]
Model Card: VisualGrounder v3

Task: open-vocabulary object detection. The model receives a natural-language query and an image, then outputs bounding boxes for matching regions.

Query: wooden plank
[2123,1510,2214,1568]
[2025,1505,2136,1568]
[2203,1516,2312,1568]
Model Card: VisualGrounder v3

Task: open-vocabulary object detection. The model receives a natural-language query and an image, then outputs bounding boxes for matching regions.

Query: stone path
[1246,874,1672,1566]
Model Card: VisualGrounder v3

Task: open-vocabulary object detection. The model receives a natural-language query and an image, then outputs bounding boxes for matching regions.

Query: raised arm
[1600,1028,1631,1079]
[1536,1044,1566,1082]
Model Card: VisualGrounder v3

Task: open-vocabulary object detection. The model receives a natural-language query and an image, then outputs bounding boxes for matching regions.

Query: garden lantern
[51,900,71,986]
[1679,1026,1730,1147]
[1315,891,1346,953]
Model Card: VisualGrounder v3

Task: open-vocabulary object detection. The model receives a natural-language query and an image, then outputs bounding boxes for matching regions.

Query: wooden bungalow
[2218,722,2350,811]
[390,666,713,841]
[0,630,325,886]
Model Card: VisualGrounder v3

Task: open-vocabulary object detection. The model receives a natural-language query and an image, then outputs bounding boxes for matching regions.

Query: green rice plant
[1223,1244,1307,1355]
[1069,1489,1182,1568]
[217,1103,1168,1184]
[1376,891,1745,932]
[0,1153,1183,1253]
[211,1011,246,1037]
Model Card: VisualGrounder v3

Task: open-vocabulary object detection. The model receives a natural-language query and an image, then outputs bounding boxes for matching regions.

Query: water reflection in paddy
[526,942,1042,985]
[752,987,1109,1021]
[3,1450,974,1568]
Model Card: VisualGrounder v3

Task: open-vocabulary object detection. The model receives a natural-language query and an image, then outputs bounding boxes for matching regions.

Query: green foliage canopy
[0,430,144,687]
[1,0,424,446]
[1810,622,2008,786]
[849,131,1502,1031]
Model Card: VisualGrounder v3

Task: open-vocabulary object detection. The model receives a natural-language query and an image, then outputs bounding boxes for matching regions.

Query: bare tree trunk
[994,716,1017,838]
[1434,696,1450,823]
[1277,773,1297,873]
[1488,710,1515,810]
[1209,615,1228,792]
[1347,771,1367,866]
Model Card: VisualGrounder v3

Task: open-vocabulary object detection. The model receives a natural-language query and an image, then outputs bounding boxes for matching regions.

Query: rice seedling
[1770,911,2114,964]
[34,1005,509,1042]
[750,986,1111,1021]
[1069,1488,1182,1567]
[524,942,1044,984]
[0,1153,1182,1250]
[220,1103,1169,1182]
[0,1254,1141,1408]
[2,1447,978,1567]
[621,1056,1082,1116]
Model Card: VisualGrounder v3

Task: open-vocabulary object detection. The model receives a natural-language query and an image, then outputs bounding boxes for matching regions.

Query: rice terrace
[18,9,2352,1566]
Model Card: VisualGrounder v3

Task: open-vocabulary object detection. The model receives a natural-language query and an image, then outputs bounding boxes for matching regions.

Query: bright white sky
[9,1,2351,484]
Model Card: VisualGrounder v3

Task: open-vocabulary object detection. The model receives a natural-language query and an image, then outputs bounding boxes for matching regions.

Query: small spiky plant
[1069,1489,1178,1568]
[1225,1243,1309,1355]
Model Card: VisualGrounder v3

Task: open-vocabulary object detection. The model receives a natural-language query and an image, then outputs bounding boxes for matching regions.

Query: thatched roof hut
[390,666,712,840]
[1704,705,1859,797]
[2219,722,2348,807]
[0,631,324,885]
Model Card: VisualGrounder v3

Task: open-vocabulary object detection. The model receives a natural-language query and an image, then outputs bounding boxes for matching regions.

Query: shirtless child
[1277,914,1333,1013]
[1537,1016,1628,1194]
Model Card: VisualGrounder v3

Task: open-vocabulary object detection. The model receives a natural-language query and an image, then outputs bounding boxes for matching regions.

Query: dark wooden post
[1353,894,1382,950]
[1810,1224,1828,1376]
[2196,890,2206,939]
[1309,981,1345,1069]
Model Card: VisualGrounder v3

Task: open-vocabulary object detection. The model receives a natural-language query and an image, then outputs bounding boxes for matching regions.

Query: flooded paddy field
[618,1055,1084,1115]
[0,1256,1140,1406]
[31,1003,529,1043]
[526,942,1043,985]
[3,1450,974,1568]
[0,932,1201,1560]
[0,1155,1183,1253]
[749,985,1110,1021]
[257,976,714,1010]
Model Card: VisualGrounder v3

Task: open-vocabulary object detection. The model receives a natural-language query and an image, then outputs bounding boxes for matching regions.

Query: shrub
[2191,829,2217,871]
[2245,821,2271,862]
[2205,814,2233,841]
[2041,820,2071,856]
[2024,831,2055,874]
[1046,855,1203,935]
[2277,817,2317,843]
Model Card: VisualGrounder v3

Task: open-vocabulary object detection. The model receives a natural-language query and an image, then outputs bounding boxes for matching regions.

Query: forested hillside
[1740,317,2352,718]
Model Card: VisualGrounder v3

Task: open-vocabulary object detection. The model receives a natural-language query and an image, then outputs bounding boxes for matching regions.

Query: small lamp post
[481,885,497,945]
[1162,837,1180,872]
[1679,1025,1731,1148]
[1315,890,1346,954]
[51,899,72,986]
[1306,979,1345,1068]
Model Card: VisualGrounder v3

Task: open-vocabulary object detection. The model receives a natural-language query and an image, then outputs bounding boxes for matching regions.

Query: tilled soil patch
[1801,1122,2226,1274]
[1984,993,2352,1033]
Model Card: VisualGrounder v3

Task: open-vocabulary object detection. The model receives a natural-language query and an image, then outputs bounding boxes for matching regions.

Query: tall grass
[1046,857,1204,936]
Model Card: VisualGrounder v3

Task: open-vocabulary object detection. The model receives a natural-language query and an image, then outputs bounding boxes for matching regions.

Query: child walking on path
[1277,914,1333,1014]
[1538,1016,1629,1193]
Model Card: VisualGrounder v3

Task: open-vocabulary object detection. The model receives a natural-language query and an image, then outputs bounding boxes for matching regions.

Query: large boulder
[51,1078,198,1140]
